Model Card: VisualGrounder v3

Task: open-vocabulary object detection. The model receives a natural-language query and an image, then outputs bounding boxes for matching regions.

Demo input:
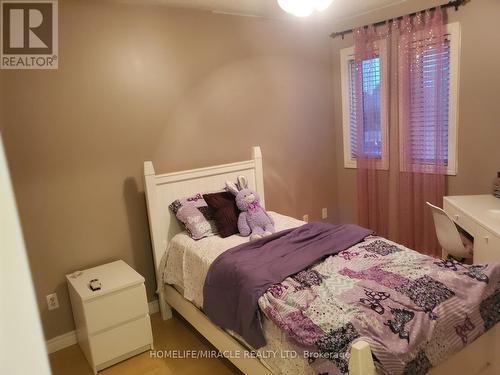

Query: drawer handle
[454,214,459,221]
[484,236,489,244]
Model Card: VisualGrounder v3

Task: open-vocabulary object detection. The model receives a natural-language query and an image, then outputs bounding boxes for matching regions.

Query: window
[359,58,382,158]
[400,22,460,175]
[341,41,389,170]
[349,57,382,158]
[407,42,450,165]
[341,22,460,175]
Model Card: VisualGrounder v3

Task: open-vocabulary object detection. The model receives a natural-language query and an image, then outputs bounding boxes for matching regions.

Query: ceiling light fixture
[277,0,334,17]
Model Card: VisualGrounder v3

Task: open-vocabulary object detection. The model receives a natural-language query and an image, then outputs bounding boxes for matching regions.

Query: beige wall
[4,0,497,342]
[0,76,4,133]
[0,0,337,339]
[332,0,500,223]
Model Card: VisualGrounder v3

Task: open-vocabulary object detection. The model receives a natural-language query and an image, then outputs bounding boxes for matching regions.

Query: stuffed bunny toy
[226,176,275,241]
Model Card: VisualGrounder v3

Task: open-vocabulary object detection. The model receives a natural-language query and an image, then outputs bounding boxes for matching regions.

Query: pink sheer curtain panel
[398,8,446,256]
[354,7,446,256]
[354,26,390,238]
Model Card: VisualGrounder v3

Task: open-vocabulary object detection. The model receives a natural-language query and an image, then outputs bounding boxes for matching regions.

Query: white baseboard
[46,299,159,354]
[46,330,78,354]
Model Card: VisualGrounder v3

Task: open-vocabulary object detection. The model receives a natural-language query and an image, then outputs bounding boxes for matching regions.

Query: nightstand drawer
[90,314,152,366]
[85,284,148,334]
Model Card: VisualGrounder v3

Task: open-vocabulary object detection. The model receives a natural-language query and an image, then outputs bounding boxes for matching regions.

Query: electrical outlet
[46,293,59,310]
[322,208,328,219]
[303,214,309,222]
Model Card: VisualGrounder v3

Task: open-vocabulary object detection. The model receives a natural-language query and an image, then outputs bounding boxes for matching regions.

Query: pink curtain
[354,26,390,239]
[354,7,446,257]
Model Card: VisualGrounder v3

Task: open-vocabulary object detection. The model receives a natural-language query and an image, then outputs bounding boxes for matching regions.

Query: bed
[143,146,499,375]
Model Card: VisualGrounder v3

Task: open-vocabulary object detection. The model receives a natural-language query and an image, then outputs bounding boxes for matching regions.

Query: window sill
[345,164,458,176]
[343,160,389,171]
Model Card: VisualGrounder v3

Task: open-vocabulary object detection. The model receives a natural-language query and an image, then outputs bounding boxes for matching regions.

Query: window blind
[349,57,382,159]
[409,39,450,165]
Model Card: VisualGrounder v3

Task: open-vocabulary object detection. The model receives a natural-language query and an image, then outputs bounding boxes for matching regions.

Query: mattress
[161,212,315,374]
[162,211,304,309]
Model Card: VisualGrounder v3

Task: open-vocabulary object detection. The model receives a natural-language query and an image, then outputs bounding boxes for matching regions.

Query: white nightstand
[66,260,153,374]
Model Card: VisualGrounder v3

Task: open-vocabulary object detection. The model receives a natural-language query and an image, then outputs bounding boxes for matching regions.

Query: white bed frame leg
[349,340,376,375]
[158,290,173,320]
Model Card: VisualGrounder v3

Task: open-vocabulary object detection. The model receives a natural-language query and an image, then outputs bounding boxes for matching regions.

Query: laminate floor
[49,312,241,375]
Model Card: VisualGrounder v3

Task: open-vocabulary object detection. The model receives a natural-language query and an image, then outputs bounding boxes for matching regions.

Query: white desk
[444,195,500,263]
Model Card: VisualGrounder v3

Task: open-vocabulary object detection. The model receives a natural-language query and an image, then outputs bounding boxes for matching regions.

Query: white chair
[427,202,473,260]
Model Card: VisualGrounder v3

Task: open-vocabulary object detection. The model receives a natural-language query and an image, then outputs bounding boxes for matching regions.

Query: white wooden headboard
[143,146,265,286]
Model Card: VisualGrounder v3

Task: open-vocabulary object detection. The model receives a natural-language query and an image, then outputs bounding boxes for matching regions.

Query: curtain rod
[330,0,467,39]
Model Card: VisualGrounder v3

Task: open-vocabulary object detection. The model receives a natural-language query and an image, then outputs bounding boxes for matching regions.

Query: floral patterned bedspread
[258,236,500,375]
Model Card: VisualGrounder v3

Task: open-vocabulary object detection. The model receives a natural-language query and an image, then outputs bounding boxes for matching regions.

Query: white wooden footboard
[348,341,376,375]
[348,323,499,375]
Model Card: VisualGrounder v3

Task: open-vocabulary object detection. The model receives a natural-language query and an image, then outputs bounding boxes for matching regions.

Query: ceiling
[119,0,447,32]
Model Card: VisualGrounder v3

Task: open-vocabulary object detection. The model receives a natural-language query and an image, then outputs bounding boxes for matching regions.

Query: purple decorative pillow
[169,193,217,240]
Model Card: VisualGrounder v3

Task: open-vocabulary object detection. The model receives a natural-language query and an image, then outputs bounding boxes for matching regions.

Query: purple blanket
[203,222,373,348]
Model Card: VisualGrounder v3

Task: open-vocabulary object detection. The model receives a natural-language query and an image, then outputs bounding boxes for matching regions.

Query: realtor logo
[1,0,58,69]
